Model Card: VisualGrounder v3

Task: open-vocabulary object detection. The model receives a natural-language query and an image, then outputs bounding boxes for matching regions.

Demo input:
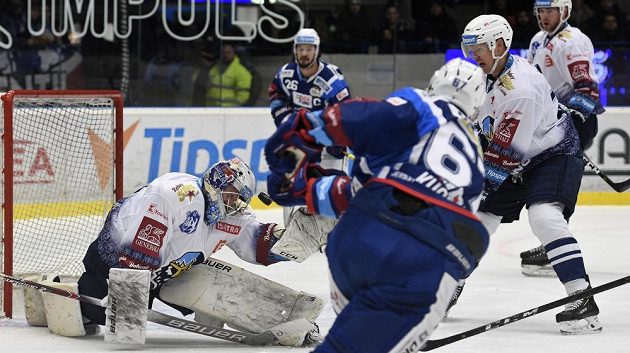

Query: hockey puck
[257,192,273,206]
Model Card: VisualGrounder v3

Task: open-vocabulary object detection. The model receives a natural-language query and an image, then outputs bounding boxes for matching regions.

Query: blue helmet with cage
[201,157,255,225]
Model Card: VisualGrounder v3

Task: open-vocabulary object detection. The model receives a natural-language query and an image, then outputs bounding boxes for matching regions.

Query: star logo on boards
[88,120,139,190]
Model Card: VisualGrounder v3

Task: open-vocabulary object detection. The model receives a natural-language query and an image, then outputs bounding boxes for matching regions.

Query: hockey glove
[265,108,323,178]
[270,101,293,127]
[267,163,343,207]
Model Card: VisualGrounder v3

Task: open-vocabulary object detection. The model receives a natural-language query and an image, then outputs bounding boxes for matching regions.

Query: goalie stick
[583,154,630,193]
[421,274,630,351]
[0,273,287,346]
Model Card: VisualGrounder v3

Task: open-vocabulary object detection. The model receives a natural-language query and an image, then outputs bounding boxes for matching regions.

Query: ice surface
[1,206,629,352]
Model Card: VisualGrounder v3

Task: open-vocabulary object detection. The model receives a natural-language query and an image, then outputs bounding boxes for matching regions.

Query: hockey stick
[0,273,279,346]
[421,274,630,351]
[583,154,630,193]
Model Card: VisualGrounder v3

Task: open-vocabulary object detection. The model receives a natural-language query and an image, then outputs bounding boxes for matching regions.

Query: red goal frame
[1,90,124,318]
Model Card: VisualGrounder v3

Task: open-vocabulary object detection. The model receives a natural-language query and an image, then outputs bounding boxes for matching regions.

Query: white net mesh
[1,93,120,317]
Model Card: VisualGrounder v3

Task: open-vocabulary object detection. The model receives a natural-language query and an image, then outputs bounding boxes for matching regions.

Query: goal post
[1,90,124,318]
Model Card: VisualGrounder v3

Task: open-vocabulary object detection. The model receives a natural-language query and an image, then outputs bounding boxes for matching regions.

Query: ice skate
[520,245,556,277]
[555,292,602,335]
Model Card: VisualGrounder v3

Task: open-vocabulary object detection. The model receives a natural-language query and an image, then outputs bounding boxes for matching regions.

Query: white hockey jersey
[94,173,264,288]
[527,25,598,104]
[478,55,574,186]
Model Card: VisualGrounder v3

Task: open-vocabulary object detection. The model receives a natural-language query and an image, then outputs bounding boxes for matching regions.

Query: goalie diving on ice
[18,157,323,347]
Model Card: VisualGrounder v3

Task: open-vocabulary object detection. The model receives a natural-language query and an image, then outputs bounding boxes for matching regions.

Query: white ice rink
[1,206,629,353]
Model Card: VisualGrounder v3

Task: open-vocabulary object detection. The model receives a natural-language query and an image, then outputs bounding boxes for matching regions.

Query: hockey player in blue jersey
[266,28,352,264]
[264,58,489,352]
[268,28,351,127]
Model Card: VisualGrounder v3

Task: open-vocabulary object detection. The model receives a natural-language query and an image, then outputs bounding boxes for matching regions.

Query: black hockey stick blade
[0,273,278,346]
[421,275,630,351]
[583,154,630,193]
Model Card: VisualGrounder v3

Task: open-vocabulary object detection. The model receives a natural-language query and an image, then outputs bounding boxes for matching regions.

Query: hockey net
[1,90,123,318]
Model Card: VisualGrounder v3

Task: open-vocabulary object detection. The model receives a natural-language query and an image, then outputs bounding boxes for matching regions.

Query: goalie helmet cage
[0,90,123,318]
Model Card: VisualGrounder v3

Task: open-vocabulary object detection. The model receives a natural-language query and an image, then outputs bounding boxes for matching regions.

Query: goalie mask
[427,58,485,119]
[201,157,255,225]
[533,0,572,34]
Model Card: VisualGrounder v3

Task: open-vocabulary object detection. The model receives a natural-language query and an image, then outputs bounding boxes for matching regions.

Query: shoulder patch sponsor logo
[568,61,590,81]
[173,183,199,202]
[314,76,332,93]
[281,69,294,78]
[148,203,168,221]
[336,88,349,101]
[132,217,167,258]
[293,92,313,108]
[386,96,407,106]
[179,210,200,234]
[215,221,241,235]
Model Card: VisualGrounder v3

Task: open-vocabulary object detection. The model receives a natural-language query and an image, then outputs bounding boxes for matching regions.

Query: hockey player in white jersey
[461,14,601,334]
[520,0,605,276]
[76,157,321,345]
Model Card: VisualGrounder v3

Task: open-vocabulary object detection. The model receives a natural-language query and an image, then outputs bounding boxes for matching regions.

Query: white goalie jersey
[527,25,598,104]
[96,173,264,288]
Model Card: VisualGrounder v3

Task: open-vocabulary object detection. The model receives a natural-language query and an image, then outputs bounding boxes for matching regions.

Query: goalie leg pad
[272,206,337,262]
[40,281,86,337]
[23,274,59,327]
[105,268,151,345]
[159,257,324,337]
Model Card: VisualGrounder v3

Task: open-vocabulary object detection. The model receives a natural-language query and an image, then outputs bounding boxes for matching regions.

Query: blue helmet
[201,157,255,222]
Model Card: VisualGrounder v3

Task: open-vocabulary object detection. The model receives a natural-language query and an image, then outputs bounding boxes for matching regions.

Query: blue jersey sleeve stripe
[309,127,334,146]
[314,177,337,218]
[387,87,439,136]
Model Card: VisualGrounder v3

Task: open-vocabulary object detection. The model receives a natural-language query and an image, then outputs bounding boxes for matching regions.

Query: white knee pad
[528,202,571,245]
[476,211,502,235]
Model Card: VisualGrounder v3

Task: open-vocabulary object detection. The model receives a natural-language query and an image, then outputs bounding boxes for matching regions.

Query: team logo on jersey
[173,183,199,202]
[293,92,313,108]
[495,111,522,147]
[498,73,514,91]
[215,221,241,235]
[545,42,554,53]
[132,217,167,258]
[179,210,200,234]
[309,86,322,97]
[568,61,590,81]
[148,203,168,221]
[544,54,554,67]
[557,31,572,41]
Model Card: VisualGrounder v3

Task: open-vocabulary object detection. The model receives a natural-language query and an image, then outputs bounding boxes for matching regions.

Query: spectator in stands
[570,0,596,34]
[593,0,627,31]
[372,4,414,53]
[205,43,252,107]
[335,0,371,53]
[416,1,458,52]
[489,0,517,27]
[512,10,539,48]
[592,14,626,43]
